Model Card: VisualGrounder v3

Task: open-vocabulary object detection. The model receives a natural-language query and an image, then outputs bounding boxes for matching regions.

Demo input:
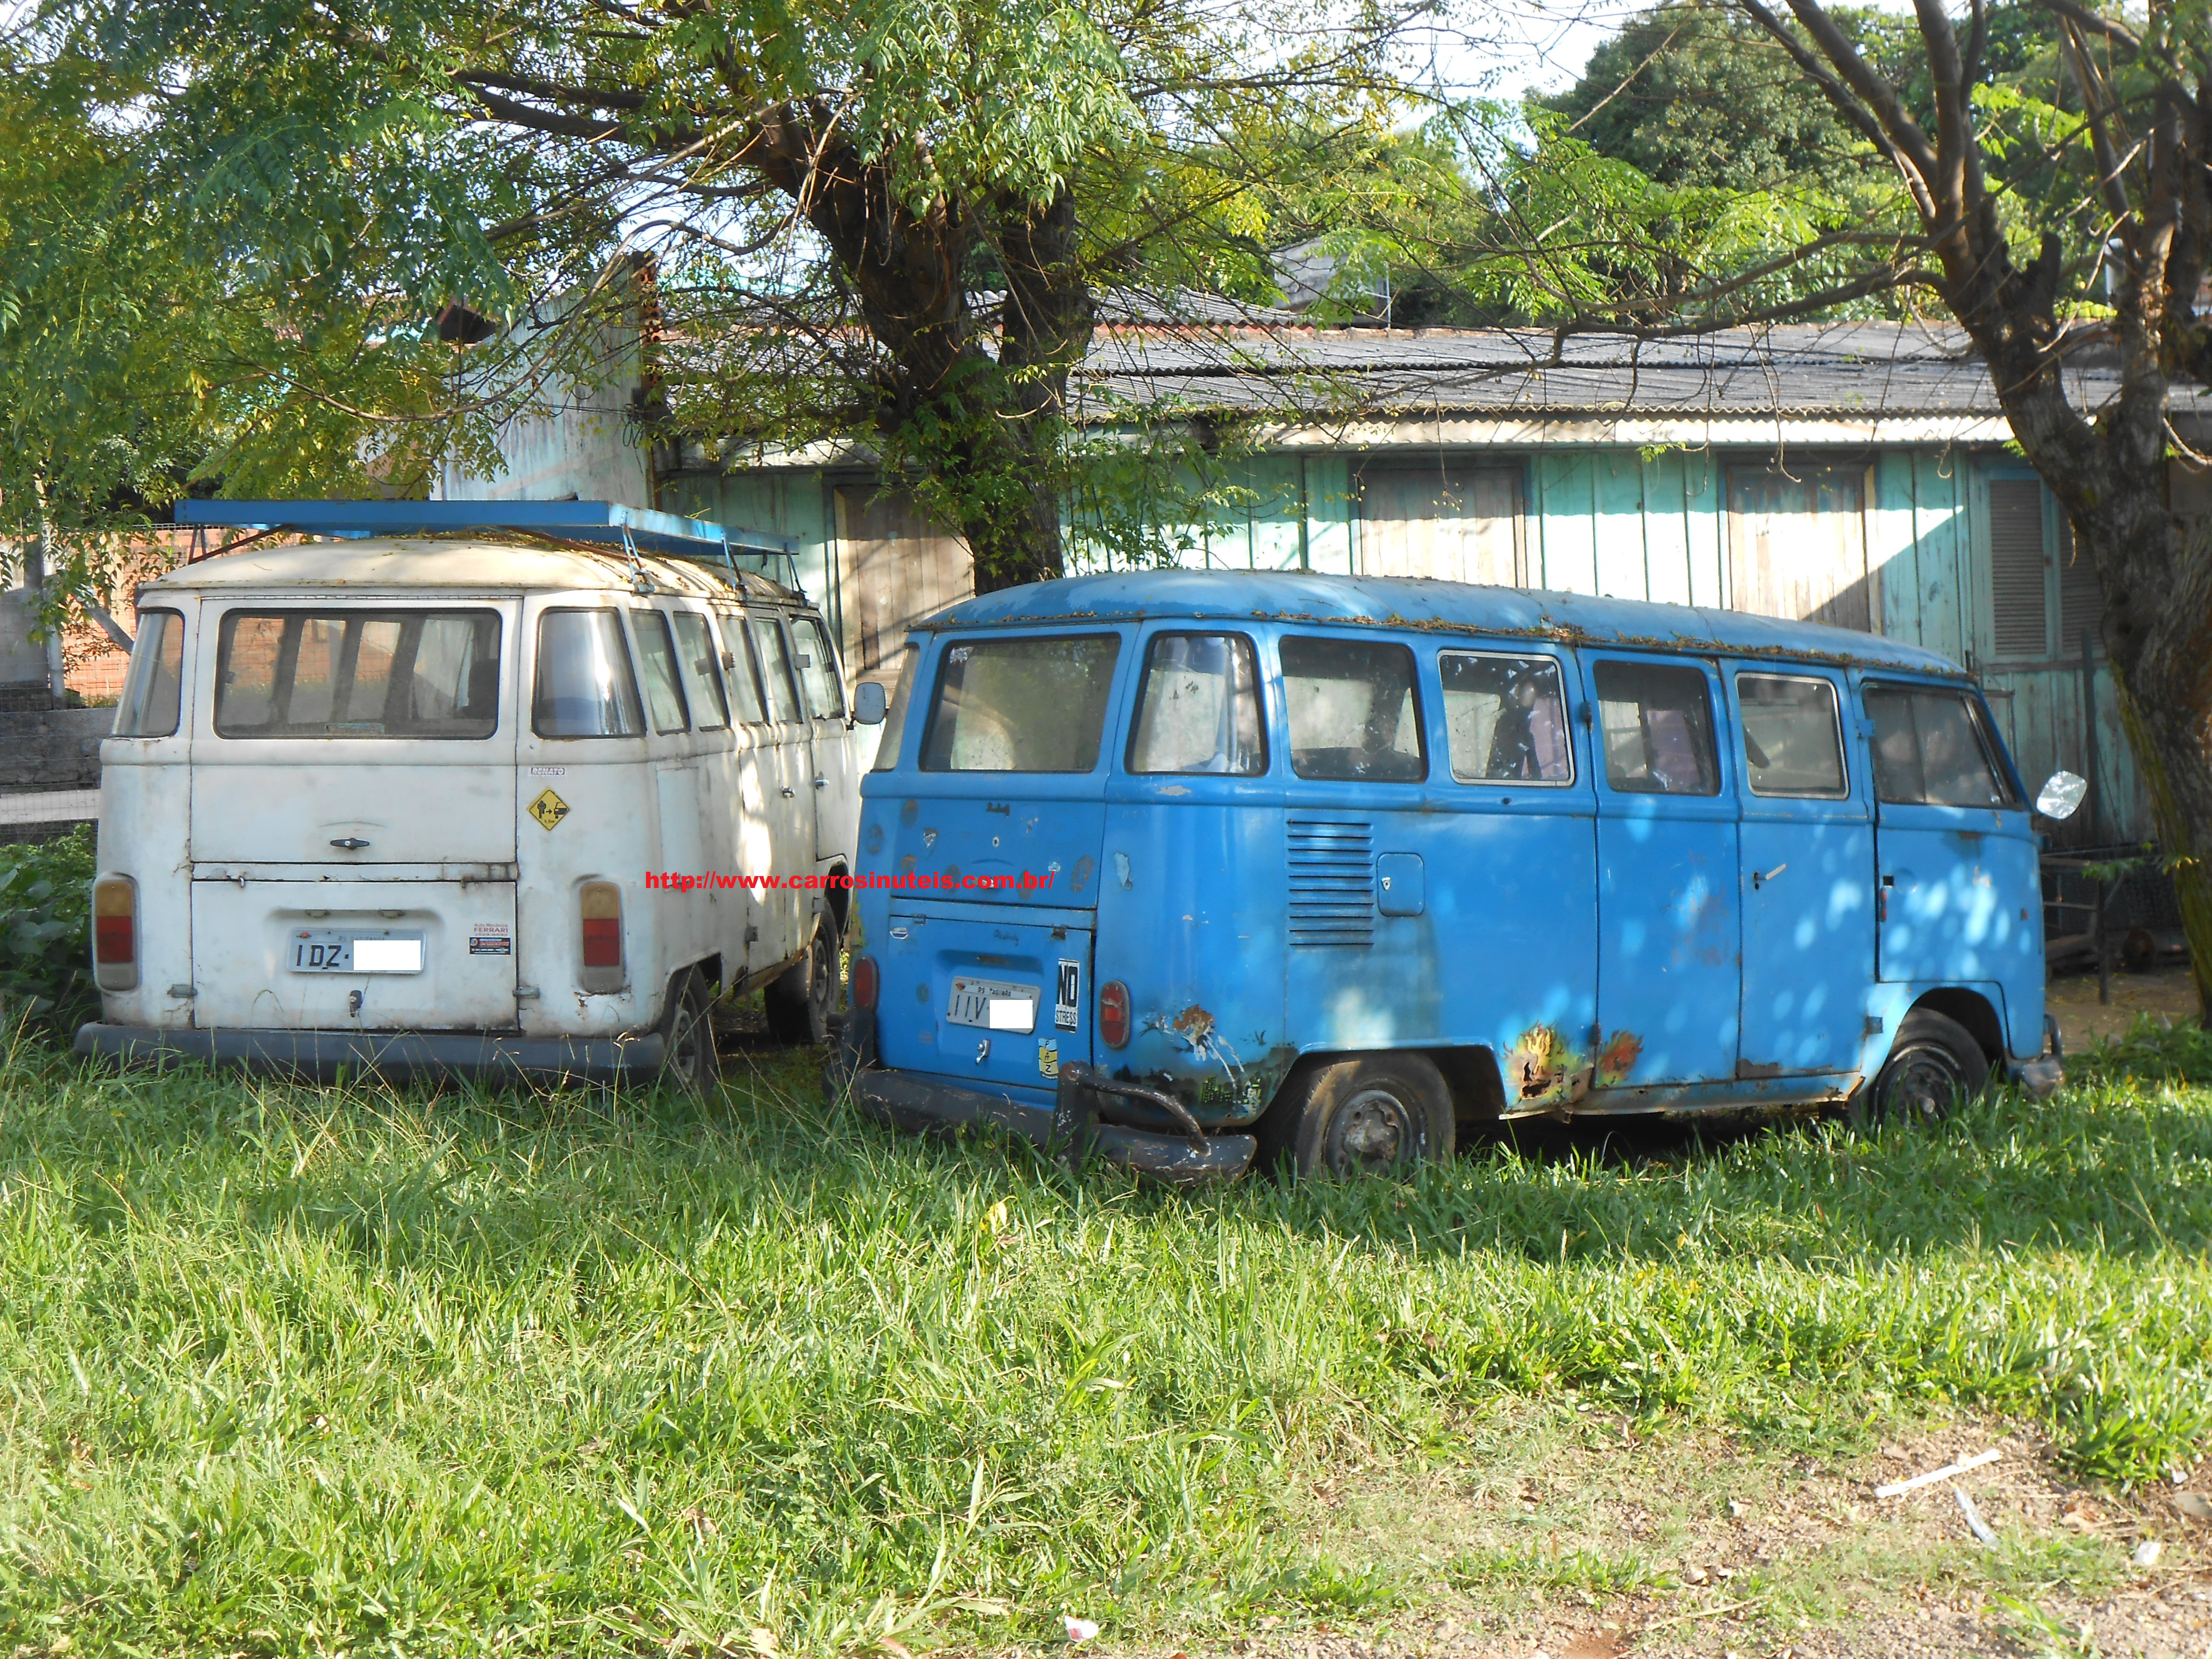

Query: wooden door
[1726,465,1876,631]
[1355,461,1522,585]
[833,483,974,679]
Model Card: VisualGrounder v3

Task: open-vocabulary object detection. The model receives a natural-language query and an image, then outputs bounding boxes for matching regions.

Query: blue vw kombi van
[827,573,2065,1182]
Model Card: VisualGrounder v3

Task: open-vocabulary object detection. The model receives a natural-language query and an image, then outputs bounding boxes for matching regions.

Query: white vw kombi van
[74,501,862,1093]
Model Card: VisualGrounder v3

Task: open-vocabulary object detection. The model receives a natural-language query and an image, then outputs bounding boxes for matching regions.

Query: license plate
[946,976,1037,1032]
[289,929,426,974]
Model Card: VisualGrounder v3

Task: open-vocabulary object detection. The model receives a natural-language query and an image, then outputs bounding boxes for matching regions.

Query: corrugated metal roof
[921,568,1969,676]
[1074,320,2208,422]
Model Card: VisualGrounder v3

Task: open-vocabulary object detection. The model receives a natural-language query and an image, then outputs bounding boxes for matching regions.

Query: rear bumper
[73,1022,663,1083]
[825,1010,1257,1185]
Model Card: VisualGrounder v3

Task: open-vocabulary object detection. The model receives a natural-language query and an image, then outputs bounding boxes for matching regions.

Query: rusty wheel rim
[1880,1043,1966,1126]
[1326,1085,1416,1175]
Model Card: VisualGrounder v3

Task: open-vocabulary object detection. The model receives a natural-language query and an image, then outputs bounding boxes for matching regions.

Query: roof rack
[174,499,794,563]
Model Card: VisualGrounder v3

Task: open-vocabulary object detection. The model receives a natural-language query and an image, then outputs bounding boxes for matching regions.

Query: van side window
[631,611,691,733]
[869,643,920,772]
[919,635,1122,773]
[1439,652,1571,783]
[216,610,501,739]
[716,611,766,722]
[792,616,845,719]
[670,612,729,731]
[114,609,183,738]
[1865,685,2017,808]
[1737,673,1847,797]
[1128,633,1265,775]
[750,618,802,723]
[1593,659,1719,795]
[533,609,644,738]
[1279,636,1425,782]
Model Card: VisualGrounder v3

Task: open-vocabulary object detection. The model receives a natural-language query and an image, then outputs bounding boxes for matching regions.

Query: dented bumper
[825,1011,1258,1184]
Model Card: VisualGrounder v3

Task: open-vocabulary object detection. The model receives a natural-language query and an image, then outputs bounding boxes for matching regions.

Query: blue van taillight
[1099,980,1130,1048]
[852,955,879,1009]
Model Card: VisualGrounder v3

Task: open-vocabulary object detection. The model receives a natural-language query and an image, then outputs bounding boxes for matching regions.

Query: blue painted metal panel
[872,907,1094,1094]
[1726,663,1876,1075]
[1581,651,1742,1086]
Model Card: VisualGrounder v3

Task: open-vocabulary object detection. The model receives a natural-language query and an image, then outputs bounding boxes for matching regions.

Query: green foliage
[1,1037,2209,1653]
[0,826,95,1032]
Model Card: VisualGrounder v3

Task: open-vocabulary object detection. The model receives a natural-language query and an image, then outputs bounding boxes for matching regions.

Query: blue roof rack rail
[174,499,794,562]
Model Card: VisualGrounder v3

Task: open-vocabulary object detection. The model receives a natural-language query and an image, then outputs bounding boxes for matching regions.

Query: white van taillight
[579,882,624,993]
[93,877,138,991]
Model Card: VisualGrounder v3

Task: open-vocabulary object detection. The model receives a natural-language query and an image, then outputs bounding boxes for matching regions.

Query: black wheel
[658,967,721,1097]
[765,915,839,1046]
[1263,1053,1455,1178]
[1853,1008,1988,1130]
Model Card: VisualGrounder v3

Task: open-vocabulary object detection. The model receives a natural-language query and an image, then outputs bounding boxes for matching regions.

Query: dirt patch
[2048,967,2202,1052]
[1147,1416,2212,1658]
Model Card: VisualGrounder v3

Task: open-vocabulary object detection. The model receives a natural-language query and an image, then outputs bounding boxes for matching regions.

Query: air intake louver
[1287,819,1375,947]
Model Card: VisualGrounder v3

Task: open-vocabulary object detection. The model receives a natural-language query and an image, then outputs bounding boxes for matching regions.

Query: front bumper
[825,1010,1257,1184]
[74,1022,663,1083]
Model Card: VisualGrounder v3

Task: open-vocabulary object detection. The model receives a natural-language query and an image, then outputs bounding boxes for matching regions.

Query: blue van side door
[1862,679,2043,1048]
[1580,651,1741,1087]
[1726,664,1875,1075]
[1428,643,1598,1109]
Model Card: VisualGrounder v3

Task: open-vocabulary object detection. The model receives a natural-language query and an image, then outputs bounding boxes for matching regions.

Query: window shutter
[2056,514,2104,657]
[1988,479,2049,658]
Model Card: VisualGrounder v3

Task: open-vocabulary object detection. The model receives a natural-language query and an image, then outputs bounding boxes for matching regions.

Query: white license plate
[946,976,1036,1032]
[289,929,426,974]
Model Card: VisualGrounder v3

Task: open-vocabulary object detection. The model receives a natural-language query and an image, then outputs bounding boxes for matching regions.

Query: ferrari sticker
[528,787,571,831]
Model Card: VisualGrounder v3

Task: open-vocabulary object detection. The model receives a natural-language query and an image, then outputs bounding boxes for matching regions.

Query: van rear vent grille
[1287,820,1375,947]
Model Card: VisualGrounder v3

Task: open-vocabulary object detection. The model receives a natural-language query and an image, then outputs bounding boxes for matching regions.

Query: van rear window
[919,636,1121,772]
[1865,685,2017,808]
[534,609,644,738]
[216,610,501,739]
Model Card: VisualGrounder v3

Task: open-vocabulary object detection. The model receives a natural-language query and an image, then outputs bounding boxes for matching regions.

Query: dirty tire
[1852,1008,1988,1130]
[765,916,839,1047]
[1267,1053,1455,1179]
[659,967,721,1097]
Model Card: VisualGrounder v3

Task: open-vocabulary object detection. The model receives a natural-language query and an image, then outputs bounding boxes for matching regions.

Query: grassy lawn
[1,1019,2208,1657]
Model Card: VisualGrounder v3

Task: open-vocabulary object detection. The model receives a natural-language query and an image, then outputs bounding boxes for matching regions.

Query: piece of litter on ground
[2177,1492,2212,1522]
[1956,1487,1997,1545]
[2133,1539,2164,1567]
[1063,1618,1100,1644]
[1875,1448,2001,1498]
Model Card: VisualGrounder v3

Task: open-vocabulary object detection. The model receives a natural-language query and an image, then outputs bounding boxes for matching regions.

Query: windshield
[919,635,1122,773]
[215,609,501,739]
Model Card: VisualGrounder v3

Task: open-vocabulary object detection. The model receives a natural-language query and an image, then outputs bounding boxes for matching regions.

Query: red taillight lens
[1098,979,1130,1049]
[93,876,138,991]
[851,955,878,1009]
[579,882,623,990]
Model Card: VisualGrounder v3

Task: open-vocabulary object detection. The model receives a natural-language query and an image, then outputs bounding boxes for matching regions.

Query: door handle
[329,837,371,850]
[1751,863,1787,889]
[780,786,796,798]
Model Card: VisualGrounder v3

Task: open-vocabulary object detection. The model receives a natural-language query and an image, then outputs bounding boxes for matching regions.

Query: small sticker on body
[1055,959,1080,1031]
[469,923,511,957]
[528,788,570,830]
[529,766,568,777]
[1037,1040,1059,1078]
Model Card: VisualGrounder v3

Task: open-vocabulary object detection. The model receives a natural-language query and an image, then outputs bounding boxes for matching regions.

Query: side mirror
[2036,770,2087,820]
[852,680,889,725]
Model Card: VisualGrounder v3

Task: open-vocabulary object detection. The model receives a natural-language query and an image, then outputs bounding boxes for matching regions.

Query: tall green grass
[1,1022,2208,1655]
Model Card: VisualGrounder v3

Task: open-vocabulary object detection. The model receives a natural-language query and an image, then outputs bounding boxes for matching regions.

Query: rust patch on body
[1509,1023,1576,1100]
[1595,1029,1643,1085]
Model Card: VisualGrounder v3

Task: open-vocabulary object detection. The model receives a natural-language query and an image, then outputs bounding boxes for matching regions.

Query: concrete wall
[0,706,111,792]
